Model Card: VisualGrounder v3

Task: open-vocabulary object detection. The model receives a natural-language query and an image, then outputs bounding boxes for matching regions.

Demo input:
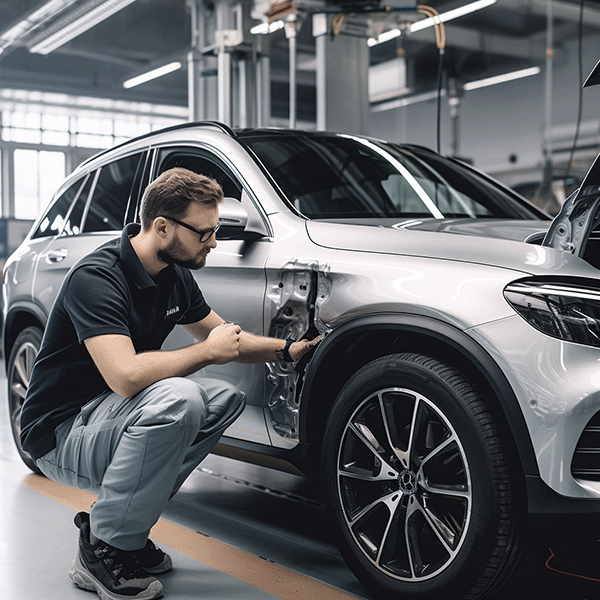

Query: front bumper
[470,314,600,500]
[527,474,600,545]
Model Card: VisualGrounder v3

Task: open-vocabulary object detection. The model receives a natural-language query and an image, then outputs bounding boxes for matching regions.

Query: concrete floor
[2,375,600,600]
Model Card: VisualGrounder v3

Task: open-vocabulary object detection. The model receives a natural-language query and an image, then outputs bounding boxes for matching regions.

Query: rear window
[31,178,84,239]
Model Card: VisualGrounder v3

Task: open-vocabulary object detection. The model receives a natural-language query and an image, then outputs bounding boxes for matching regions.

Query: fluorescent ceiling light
[28,0,138,55]
[367,28,401,47]
[368,0,497,46]
[371,89,446,112]
[123,61,182,89]
[411,0,497,32]
[0,0,79,54]
[463,66,541,90]
[250,21,285,35]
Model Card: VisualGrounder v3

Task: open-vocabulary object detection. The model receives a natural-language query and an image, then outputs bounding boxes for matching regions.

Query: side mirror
[218,197,248,239]
[217,194,268,240]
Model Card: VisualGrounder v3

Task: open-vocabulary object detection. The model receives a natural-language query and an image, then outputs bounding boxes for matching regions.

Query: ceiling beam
[408,23,559,61]
[501,0,600,28]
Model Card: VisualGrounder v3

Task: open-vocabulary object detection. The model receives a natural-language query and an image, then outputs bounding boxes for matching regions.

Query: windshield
[240,132,547,221]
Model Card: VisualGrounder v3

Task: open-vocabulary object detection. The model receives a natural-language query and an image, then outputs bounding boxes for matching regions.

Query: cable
[417,5,445,154]
[332,12,345,36]
[329,3,447,153]
[417,5,445,50]
[565,0,584,182]
[435,48,445,154]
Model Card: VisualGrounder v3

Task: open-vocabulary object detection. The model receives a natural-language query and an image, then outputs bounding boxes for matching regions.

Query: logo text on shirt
[166,306,180,317]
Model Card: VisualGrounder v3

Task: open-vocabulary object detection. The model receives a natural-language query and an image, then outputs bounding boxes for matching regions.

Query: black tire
[7,326,43,473]
[322,353,527,600]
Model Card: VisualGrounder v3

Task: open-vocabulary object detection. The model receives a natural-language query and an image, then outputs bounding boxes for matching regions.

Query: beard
[157,235,207,270]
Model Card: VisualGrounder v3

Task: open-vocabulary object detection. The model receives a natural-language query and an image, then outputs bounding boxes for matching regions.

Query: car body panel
[306,219,600,277]
[5,122,600,511]
[470,315,600,497]
[184,237,273,444]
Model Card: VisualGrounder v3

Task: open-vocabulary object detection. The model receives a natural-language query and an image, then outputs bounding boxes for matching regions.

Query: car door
[154,146,273,446]
[33,151,148,316]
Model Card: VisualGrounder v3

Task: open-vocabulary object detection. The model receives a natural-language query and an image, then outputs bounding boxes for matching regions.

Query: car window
[82,153,144,233]
[240,133,546,220]
[156,149,242,200]
[127,151,151,225]
[31,178,85,239]
[62,173,95,236]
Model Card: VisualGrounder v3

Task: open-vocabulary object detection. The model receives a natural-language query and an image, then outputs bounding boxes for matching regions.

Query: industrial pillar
[255,39,271,127]
[313,13,369,134]
[187,0,219,122]
[285,19,297,128]
[203,0,270,128]
[187,0,205,121]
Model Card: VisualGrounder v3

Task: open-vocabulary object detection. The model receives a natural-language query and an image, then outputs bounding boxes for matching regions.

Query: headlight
[504,279,600,347]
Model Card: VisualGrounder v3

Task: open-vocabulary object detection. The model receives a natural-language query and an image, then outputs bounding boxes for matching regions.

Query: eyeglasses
[161,215,221,243]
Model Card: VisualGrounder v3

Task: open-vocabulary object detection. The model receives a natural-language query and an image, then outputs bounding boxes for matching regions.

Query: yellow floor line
[22,473,362,600]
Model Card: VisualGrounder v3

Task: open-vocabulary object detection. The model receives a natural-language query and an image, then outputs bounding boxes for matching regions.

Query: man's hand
[204,322,241,364]
[288,335,323,363]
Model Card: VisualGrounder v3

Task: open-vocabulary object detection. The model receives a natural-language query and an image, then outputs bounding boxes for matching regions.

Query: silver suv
[5,121,600,600]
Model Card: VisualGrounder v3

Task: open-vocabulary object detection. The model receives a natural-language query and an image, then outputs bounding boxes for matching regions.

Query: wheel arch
[4,304,46,369]
[299,313,538,481]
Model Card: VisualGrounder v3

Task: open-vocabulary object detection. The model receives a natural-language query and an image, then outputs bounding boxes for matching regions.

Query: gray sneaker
[68,512,163,600]
[75,512,172,575]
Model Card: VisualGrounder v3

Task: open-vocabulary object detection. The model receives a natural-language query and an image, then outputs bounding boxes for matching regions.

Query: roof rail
[77,120,236,170]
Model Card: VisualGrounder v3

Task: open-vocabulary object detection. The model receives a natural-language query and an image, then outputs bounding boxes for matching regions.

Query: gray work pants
[35,376,245,551]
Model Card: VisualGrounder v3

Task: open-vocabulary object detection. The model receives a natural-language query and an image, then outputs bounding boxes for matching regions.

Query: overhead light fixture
[123,61,183,89]
[250,21,285,35]
[368,0,497,47]
[411,0,497,32]
[0,0,79,54]
[367,28,401,47]
[27,0,138,55]
[463,66,541,90]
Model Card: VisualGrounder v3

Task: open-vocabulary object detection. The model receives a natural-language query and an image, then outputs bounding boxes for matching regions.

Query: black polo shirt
[20,223,211,460]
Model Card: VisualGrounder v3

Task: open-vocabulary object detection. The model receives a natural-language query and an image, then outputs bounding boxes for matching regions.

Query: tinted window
[157,150,241,199]
[241,133,547,220]
[63,174,94,236]
[83,153,143,233]
[31,178,84,239]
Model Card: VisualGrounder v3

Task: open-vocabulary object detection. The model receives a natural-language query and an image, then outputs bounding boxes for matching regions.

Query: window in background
[14,149,66,220]
[41,113,70,146]
[113,120,152,146]
[75,116,114,149]
[2,111,42,144]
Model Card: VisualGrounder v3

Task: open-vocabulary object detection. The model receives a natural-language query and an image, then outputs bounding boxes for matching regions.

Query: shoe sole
[69,555,164,600]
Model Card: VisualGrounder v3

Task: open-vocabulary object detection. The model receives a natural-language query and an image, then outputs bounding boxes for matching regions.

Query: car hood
[305,217,599,276]
[379,218,548,241]
[308,217,548,243]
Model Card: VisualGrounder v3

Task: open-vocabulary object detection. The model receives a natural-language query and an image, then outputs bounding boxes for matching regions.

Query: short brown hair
[139,167,223,230]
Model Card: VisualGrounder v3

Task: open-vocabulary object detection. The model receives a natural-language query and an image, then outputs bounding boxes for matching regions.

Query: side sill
[213,437,311,478]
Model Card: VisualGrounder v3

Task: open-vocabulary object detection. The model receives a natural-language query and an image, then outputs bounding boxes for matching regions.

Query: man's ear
[153,216,170,238]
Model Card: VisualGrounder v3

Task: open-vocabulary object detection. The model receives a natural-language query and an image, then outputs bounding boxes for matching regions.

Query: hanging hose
[327,3,446,153]
[332,13,346,36]
[416,5,445,154]
[565,0,584,182]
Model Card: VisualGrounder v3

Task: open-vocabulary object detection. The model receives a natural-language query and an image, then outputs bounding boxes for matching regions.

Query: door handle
[46,248,68,263]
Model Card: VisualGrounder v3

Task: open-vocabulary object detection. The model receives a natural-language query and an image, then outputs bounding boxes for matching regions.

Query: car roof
[77,121,435,172]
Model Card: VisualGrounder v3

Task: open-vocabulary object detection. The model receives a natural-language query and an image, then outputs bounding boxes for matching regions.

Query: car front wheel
[7,326,43,473]
[322,353,527,600]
